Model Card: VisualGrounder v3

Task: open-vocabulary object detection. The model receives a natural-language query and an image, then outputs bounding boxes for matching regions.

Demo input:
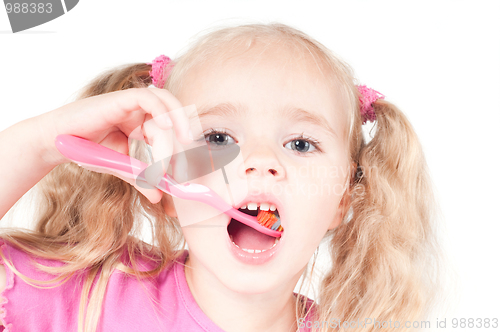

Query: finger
[121,175,163,204]
[150,129,173,174]
[142,114,174,186]
[147,88,194,145]
[98,130,129,155]
[143,113,172,162]
[159,127,187,184]
[108,88,175,132]
[134,185,163,204]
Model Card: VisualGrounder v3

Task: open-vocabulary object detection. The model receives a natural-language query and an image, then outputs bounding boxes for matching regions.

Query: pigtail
[0,62,185,332]
[316,100,439,331]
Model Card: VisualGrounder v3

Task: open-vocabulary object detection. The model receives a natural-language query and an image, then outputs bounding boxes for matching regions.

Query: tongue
[228,219,275,250]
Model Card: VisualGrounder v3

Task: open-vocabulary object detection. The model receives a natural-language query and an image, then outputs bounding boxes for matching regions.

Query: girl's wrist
[25,114,68,168]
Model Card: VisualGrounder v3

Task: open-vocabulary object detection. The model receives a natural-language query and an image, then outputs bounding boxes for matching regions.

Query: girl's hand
[37,87,192,204]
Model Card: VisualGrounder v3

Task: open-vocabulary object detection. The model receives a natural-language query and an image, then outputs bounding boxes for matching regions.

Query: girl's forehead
[197,41,329,80]
[176,41,348,136]
[181,43,338,104]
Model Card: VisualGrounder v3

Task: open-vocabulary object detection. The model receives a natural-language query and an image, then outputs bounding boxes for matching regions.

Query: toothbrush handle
[54,134,180,197]
[55,134,148,175]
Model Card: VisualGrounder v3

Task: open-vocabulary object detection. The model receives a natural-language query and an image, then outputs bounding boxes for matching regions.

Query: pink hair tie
[356,85,385,124]
[147,55,173,88]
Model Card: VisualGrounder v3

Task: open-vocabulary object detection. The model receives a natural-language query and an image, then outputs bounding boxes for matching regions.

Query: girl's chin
[217,272,283,294]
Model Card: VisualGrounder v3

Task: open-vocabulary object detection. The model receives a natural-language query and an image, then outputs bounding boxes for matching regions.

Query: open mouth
[227,206,283,253]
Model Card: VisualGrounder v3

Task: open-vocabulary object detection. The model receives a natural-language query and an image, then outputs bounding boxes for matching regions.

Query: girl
[0,22,440,332]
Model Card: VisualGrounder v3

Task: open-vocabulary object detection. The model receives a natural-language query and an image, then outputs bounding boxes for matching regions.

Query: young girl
[0,22,440,332]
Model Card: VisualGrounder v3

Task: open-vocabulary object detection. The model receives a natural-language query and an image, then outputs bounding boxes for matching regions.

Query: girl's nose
[239,146,285,181]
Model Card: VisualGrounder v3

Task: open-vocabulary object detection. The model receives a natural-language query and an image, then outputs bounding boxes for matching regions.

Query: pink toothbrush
[54,134,283,237]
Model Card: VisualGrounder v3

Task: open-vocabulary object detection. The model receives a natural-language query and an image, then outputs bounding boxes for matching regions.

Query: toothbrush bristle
[257,210,282,231]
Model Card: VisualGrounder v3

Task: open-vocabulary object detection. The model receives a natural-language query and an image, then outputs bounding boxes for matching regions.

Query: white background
[1,1,499,330]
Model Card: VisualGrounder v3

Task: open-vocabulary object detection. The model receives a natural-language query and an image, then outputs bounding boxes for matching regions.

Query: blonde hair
[0,22,441,332]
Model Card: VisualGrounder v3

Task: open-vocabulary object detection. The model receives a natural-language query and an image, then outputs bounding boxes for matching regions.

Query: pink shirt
[0,240,316,331]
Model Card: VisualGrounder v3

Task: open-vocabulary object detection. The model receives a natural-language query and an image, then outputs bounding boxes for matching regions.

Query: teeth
[240,202,278,211]
[247,202,258,210]
[230,236,281,252]
[260,203,270,211]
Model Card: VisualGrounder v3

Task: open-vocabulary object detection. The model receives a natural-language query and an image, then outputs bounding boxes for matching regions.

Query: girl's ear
[162,194,178,218]
[328,192,350,230]
[328,162,355,230]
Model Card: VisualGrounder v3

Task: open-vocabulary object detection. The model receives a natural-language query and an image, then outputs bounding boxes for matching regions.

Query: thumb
[120,174,164,204]
[133,184,163,204]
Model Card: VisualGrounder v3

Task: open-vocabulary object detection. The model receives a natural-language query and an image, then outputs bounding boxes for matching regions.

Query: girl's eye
[284,135,320,154]
[204,129,235,147]
[284,139,316,154]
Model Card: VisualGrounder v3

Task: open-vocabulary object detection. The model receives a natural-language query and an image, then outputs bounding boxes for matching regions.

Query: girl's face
[169,43,351,295]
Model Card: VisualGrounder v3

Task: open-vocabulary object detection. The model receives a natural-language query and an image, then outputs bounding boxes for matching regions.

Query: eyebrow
[194,102,338,139]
